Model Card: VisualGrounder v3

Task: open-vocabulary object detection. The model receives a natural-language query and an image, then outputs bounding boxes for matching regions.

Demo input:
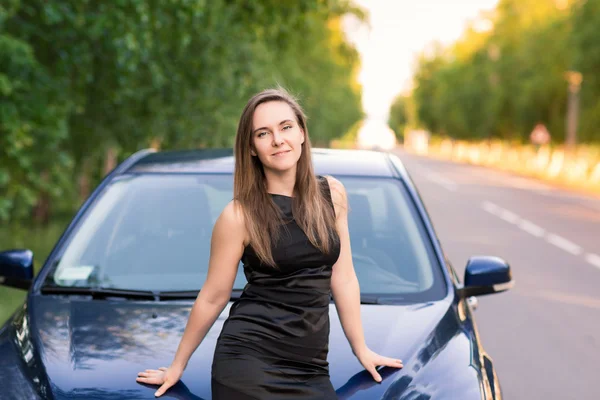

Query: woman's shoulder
[218,200,246,228]
[215,199,249,245]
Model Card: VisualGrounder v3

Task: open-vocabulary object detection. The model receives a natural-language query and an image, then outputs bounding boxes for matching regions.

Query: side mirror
[458,256,513,298]
[0,249,34,290]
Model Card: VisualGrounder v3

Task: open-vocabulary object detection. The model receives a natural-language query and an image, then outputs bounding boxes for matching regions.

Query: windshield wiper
[360,294,381,304]
[41,286,245,301]
[159,289,244,301]
[359,294,407,305]
[230,289,244,300]
[41,286,158,300]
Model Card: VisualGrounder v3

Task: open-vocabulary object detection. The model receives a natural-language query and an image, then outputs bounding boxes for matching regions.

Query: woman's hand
[136,365,184,397]
[355,347,403,383]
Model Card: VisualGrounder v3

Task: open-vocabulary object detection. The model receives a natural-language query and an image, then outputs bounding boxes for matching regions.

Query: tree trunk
[32,170,51,225]
[150,137,162,150]
[103,146,117,176]
[78,157,93,202]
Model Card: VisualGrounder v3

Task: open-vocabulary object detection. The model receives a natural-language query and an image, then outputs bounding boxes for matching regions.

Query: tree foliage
[0,0,364,225]
[388,94,411,140]
[404,0,599,145]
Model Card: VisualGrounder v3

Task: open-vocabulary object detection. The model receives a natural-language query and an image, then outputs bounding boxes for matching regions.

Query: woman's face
[251,101,305,173]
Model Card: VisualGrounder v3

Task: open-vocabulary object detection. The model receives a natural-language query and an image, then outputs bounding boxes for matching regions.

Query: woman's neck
[263,167,297,197]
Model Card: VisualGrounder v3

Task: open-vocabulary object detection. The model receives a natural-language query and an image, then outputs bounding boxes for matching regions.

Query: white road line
[481,201,520,224]
[585,253,600,269]
[518,219,545,237]
[479,200,598,267]
[481,201,500,215]
[424,172,458,192]
[499,209,520,224]
[545,234,583,256]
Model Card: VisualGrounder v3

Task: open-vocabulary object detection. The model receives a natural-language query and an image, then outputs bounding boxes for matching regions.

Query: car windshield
[42,173,446,301]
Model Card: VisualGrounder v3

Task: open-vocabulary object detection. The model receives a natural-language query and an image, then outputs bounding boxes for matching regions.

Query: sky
[343,0,499,123]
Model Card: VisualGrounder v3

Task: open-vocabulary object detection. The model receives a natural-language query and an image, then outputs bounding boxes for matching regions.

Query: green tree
[0,0,365,226]
[388,94,409,140]
[405,0,585,144]
[571,0,600,143]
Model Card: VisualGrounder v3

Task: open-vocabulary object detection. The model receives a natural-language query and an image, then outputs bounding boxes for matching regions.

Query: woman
[136,88,403,398]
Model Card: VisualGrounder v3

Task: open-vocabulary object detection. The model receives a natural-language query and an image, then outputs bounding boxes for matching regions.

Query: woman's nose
[272,131,284,145]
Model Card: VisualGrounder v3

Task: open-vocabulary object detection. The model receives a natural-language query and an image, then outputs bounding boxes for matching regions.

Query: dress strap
[318,175,336,218]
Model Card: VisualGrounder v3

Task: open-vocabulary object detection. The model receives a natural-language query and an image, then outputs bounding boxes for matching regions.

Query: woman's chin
[264,159,298,174]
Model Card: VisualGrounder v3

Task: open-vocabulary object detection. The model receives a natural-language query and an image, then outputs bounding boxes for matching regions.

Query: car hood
[4,295,483,399]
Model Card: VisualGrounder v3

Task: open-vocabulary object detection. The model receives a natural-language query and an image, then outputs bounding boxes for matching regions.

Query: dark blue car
[0,148,512,399]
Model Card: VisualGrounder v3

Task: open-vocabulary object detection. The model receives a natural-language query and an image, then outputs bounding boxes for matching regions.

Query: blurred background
[2,1,600,398]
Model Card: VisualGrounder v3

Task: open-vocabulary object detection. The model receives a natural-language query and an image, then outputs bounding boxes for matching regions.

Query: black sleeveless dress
[211,177,341,399]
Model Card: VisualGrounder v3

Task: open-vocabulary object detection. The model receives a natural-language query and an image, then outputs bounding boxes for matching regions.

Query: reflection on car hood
[5,295,483,399]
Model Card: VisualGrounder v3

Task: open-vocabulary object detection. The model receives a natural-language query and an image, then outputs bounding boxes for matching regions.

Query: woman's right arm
[171,200,247,369]
[136,200,248,397]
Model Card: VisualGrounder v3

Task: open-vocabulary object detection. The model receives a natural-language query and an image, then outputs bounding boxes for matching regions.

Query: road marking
[424,172,458,191]
[517,219,545,237]
[499,209,520,224]
[585,253,600,269]
[545,234,583,256]
[481,201,520,224]
[481,200,500,215]
[481,200,591,260]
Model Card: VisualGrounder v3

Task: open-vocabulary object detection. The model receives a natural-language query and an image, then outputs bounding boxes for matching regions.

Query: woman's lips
[272,150,291,157]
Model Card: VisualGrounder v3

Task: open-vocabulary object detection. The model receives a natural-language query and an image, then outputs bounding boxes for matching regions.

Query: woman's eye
[257,131,268,137]
[283,125,292,130]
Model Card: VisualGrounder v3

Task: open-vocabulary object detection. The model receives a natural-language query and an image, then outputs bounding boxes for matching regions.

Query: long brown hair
[234,87,338,267]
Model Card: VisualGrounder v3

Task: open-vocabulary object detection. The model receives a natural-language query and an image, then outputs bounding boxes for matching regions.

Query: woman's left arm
[326,176,403,382]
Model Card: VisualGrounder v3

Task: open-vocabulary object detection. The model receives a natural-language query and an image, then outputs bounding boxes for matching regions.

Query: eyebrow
[253,119,294,134]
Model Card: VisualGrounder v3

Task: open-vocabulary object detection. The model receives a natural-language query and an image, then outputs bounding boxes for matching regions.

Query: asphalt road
[394,149,600,400]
